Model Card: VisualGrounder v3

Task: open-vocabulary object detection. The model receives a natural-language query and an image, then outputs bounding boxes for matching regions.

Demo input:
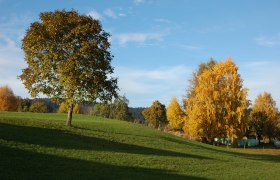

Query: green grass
[0,112,279,180]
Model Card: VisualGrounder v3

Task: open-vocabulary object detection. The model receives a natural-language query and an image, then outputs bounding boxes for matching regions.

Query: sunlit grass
[0,112,279,179]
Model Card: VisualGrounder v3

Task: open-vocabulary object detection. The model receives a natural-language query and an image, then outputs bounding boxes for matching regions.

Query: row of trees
[0,85,137,122]
[0,86,58,113]
[91,96,133,121]
[165,58,280,143]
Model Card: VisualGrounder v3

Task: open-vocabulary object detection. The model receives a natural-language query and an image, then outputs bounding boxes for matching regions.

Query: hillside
[0,112,279,180]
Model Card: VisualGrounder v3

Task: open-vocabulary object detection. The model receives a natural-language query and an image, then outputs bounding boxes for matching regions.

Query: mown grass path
[0,112,279,179]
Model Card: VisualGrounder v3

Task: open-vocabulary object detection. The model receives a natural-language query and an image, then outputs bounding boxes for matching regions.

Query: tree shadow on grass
[73,125,156,140]
[0,123,212,160]
[0,145,208,180]
[161,136,280,164]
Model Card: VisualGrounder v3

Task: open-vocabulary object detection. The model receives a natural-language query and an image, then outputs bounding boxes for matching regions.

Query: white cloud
[255,33,280,47]
[0,14,34,98]
[134,0,145,4]
[244,61,270,67]
[154,18,171,23]
[114,32,165,45]
[0,33,17,49]
[0,34,29,98]
[240,60,280,107]
[104,8,117,19]
[115,65,191,107]
[87,10,102,20]
[179,44,201,51]
[118,13,126,17]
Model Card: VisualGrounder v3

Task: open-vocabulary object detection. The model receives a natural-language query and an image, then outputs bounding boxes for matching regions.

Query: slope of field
[0,112,279,180]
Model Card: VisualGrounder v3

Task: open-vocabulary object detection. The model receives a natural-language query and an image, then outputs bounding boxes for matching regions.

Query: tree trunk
[66,103,74,127]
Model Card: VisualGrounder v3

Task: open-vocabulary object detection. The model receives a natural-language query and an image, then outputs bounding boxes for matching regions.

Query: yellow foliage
[58,102,81,114]
[184,58,248,142]
[166,97,186,130]
[73,104,81,114]
[0,85,18,111]
[29,100,48,113]
[252,92,278,118]
[58,102,68,113]
[251,92,279,141]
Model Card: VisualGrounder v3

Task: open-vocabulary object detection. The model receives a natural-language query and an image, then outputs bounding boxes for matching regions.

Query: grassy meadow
[0,112,279,179]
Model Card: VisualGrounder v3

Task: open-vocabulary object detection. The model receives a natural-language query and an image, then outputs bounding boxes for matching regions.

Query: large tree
[250,92,279,142]
[19,10,118,126]
[184,59,248,142]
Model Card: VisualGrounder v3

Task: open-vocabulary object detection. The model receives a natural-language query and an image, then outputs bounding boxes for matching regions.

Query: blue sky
[0,0,280,108]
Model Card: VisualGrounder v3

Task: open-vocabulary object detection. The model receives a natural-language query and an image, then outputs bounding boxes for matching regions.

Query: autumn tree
[73,104,81,114]
[166,97,186,130]
[183,59,216,140]
[250,92,279,142]
[29,100,48,113]
[142,101,167,129]
[186,59,216,100]
[58,102,68,113]
[58,102,81,114]
[0,85,18,111]
[19,10,118,126]
[184,59,248,142]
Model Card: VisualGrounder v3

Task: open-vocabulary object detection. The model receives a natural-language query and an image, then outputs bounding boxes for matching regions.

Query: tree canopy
[186,59,216,100]
[184,59,248,142]
[142,100,167,129]
[250,92,279,142]
[19,10,118,126]
[29,100,48,113]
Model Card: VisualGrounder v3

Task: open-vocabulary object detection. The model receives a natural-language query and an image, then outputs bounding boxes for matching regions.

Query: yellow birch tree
[166,97,186,130]
[184,58,248,142]
[250,92,279,142]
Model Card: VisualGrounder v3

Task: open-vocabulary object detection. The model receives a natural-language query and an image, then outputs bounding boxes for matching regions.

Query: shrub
[29,100,48,113]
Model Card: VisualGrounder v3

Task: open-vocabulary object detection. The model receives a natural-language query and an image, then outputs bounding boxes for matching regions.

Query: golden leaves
[166,97,186,130]
[0,85,18,111]
[184,58,248,142]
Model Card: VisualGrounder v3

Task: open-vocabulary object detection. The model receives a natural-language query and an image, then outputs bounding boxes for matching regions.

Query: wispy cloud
[244,61,270,67]
[104,8,117,19]
[0,33,17,49]
[0,33,28,98]
[154,18,171,24]
[0,13,34,98]
[240,60,280,107]
[118,13,126,17]
[87,10,102,20]
[115,65,191,106]
[255,33,280,47]
[178,44,201,51]
[134,0,145,4]
[114,32,165,45]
